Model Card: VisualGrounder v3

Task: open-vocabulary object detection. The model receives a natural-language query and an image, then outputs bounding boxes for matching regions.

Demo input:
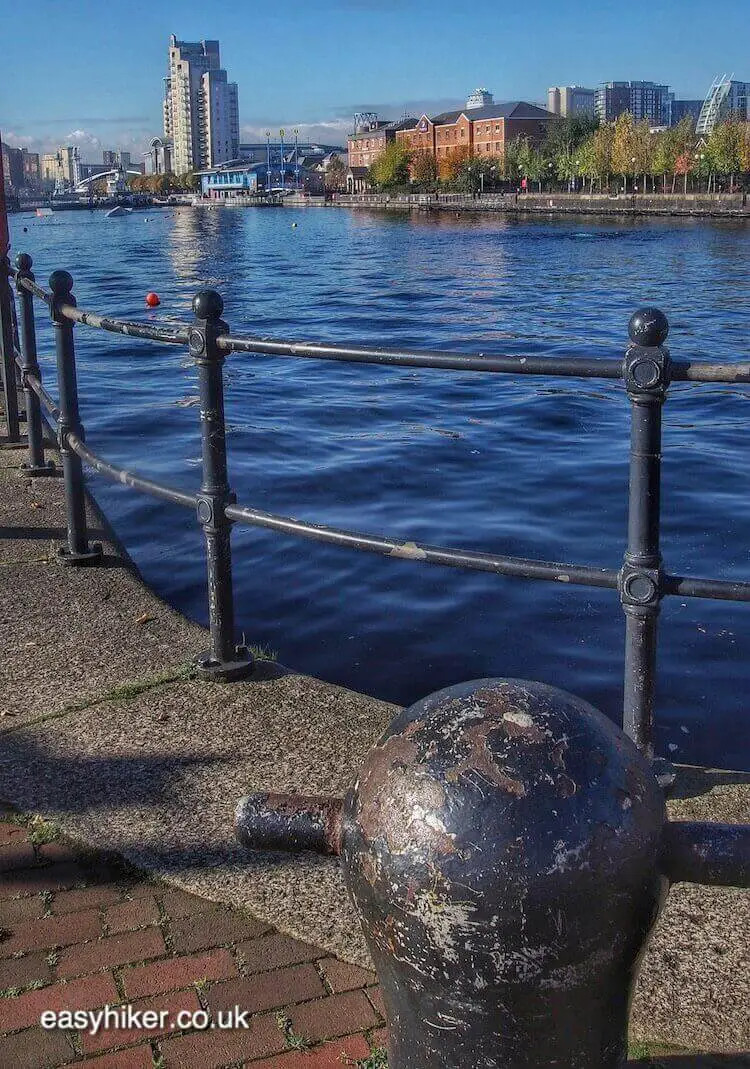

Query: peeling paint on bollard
[235,678,749,1069]
[340,679,666,1069]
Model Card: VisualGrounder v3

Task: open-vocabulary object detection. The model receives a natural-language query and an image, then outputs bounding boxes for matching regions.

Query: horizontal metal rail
[10,265,750,383]
[66,432,197,509]
[225,502,620,586]
[22,367,60,420]
[218,333,750,384]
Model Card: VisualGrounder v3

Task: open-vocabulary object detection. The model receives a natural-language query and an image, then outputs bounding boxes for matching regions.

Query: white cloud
[239,118,351,146]
[2,132,37,149]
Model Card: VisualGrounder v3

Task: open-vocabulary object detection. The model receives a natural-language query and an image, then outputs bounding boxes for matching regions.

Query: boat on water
[106,205,133,218]
[35,207,53,217]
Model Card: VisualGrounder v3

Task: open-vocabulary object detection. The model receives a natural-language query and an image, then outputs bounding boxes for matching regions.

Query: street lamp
[265,131,271,193]
[293,127,300,190]
[279,129,285,191]
[574,158,580,193]
[631,156,636,194]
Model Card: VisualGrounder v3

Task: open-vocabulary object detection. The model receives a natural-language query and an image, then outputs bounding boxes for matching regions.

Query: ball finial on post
[628,307,669,347]
[15,252,32,272]
[49,270,74,298]
[192,289,224,321]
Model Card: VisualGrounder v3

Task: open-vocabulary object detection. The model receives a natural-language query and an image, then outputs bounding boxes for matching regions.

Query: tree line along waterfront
[362,114,750,195]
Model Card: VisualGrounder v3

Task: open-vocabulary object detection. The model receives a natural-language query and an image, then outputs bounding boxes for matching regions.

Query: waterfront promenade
[1,418,749,1065]
[334,191,750,218]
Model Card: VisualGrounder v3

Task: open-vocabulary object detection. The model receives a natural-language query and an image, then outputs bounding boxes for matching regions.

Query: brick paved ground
[0,815,386,1069]
[2,815,746,1069]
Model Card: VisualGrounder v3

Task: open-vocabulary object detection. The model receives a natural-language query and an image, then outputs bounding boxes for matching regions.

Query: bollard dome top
[49,270,74,295]
[628,307,669,347]
[193,289,224,320]
[15,252,32,272]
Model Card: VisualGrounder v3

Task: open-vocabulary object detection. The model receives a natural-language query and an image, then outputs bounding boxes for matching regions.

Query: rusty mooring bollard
[235,679,750,1069]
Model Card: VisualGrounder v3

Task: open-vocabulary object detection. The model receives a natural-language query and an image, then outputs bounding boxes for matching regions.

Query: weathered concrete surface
[0,417,748,1054]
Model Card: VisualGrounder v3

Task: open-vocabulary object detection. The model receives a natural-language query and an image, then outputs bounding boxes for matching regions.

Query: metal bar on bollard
[49,270,101,565]
[620,308,671,759]
[0,256,21,441]
[15,254,55,476]
[189,290,253,682]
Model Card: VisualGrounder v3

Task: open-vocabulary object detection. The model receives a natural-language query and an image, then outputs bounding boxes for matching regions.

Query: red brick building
[397,101,556,168]
[347,118,418,170]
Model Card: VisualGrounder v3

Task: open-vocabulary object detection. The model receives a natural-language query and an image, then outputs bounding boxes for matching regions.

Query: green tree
[515,138,544,191]
[651,128,677,193]
[575,136,598,193]
[370,141,411,190]
[706,120,742,191]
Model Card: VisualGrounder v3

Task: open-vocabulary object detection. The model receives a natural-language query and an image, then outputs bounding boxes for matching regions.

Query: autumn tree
[439,145,469,184]
[591,123,615,191]
[706,120,743,191]
[324,153,347,190]
[370,141,411,190]
[739,123,750,176]
[410,150,438,190]
[611,113,638,191]
[651,128,677,193]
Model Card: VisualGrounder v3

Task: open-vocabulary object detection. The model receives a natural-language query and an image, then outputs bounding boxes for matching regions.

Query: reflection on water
[9,207,750,770]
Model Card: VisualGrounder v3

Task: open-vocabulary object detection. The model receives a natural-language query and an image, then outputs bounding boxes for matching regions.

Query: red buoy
[145,292,160,308]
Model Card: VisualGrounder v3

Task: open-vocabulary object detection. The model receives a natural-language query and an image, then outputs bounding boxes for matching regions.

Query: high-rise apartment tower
[162,35,240,173]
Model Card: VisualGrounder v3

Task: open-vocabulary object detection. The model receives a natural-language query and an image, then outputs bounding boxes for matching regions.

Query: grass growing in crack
[628,1040,691,1065]
[45,949,59,968]
[275,1011,311,1052]
[0,978,49,998]
[248,644,278,662]
[29,817,59,846]
[354,1048,388,1068]
[2,664,197,734]
[90,664,196,705]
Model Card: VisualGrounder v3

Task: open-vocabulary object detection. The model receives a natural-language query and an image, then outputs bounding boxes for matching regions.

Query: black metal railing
[3,249,750,761]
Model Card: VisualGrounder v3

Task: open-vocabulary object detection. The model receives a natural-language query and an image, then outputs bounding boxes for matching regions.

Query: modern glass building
[595,81,671,126]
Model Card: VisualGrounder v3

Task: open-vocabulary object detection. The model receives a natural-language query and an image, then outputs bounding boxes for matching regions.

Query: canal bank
[0,414,748,1055]
[335,191,750,218]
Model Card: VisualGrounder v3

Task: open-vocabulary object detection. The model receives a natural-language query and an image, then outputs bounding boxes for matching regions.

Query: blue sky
[2,0,748,160]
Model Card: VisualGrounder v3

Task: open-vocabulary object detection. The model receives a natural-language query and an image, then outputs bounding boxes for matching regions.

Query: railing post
[0,254,21,442]
[15,253,55,476]
[620,307,671,760]
[189,289,253,681]
[50,270,102,565]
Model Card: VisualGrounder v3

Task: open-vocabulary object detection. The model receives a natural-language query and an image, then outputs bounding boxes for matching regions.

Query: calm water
[9,207,750,769]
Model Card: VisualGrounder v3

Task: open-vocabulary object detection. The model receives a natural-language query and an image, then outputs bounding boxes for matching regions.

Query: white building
[162,35,239,173]
[199,69,240,167]
[547,86,596,118]
[466,88,494,110]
